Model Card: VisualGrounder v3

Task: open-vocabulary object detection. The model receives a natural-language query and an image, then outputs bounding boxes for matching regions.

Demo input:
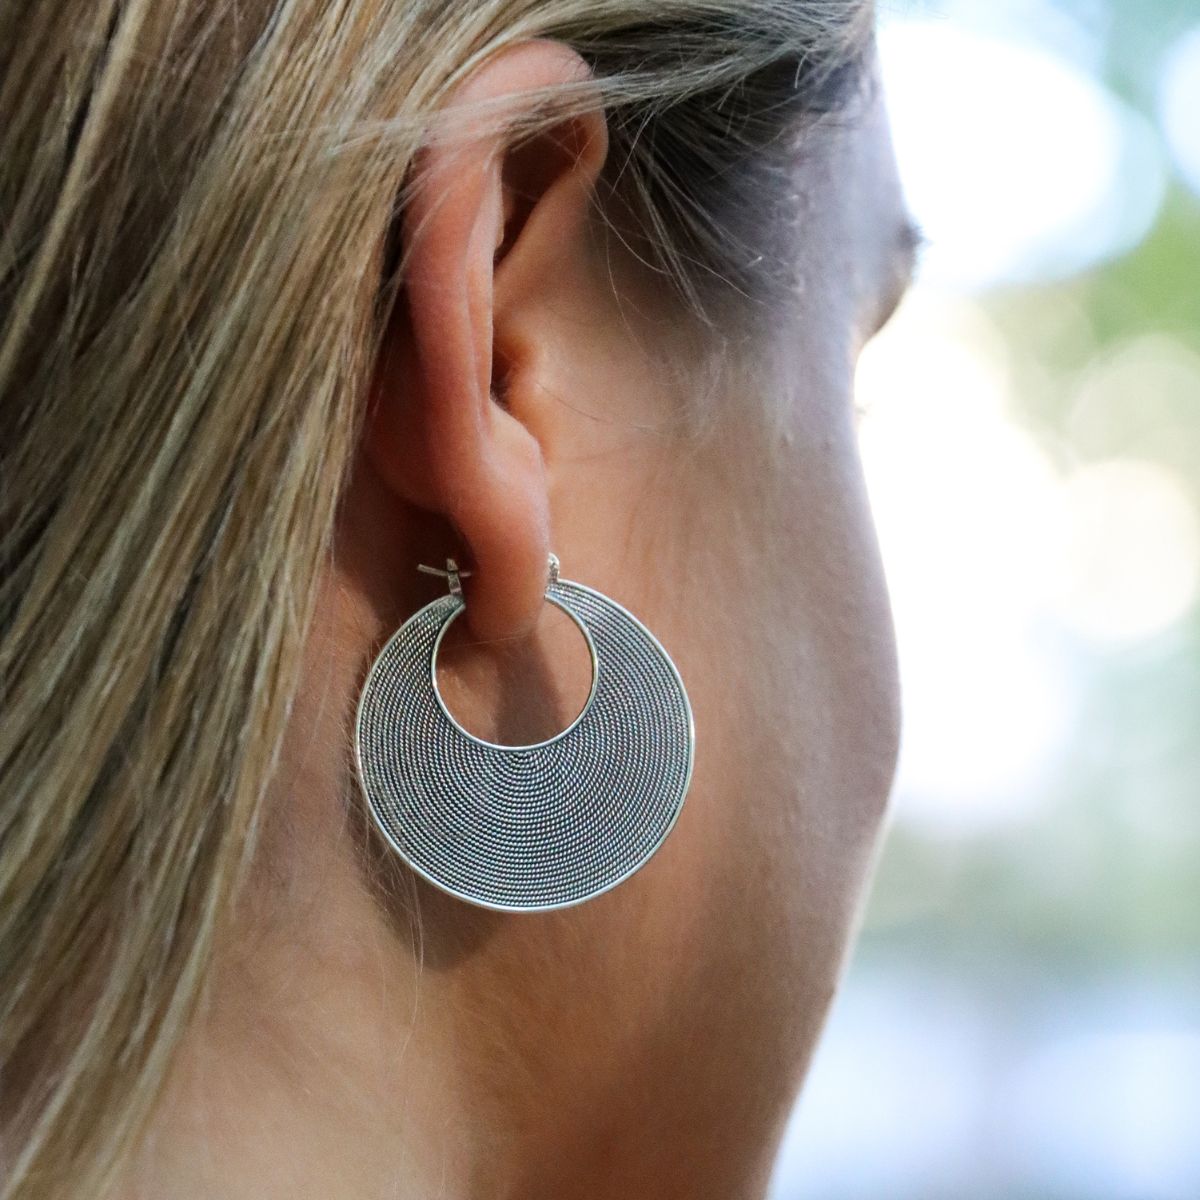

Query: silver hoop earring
[354,555,694,912]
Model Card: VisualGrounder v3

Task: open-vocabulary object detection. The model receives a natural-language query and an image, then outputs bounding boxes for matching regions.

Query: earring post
[417,558,471,597]
[416,563,474,580]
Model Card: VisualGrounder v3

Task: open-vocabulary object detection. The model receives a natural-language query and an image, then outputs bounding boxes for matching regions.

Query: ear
[363,39,608,643]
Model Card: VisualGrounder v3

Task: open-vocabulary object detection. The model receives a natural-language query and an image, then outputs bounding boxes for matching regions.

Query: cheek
[516,371,901,1179]
[772,426,902,837]
[684,414,900,854]
[654,409,901,1051]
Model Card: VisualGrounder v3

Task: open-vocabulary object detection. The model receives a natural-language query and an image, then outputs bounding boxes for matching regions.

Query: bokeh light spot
[879,18,1166,291]
[1159,25,1200,196]
[1049,459,1200,643]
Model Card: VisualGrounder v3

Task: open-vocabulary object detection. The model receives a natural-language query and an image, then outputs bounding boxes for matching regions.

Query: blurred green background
[769,2,1200,1197]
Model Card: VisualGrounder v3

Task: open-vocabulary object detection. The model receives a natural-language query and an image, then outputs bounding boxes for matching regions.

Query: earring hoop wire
[354,554,694,911]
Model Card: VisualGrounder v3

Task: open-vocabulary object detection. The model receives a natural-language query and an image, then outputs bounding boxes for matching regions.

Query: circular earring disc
[354,577,694,911]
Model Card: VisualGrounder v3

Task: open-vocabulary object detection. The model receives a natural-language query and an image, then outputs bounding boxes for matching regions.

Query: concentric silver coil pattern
[354,579,694,911]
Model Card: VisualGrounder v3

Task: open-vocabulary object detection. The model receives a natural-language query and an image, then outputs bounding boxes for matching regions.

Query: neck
[121,826,477,1200]
[117,800,795,1200]
[114,568,816,1200]
[116,571,811,1200]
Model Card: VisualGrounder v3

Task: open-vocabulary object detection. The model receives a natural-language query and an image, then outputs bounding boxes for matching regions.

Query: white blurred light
[1049,459,1200,643]
[1067,335,1200,472]
[1005,1031,1200,1197]
[856,297,1076,833]
[932,0,1110,74]
[878,19,1166,291]
[1160,25,1200,196]
[769,977,985,1199]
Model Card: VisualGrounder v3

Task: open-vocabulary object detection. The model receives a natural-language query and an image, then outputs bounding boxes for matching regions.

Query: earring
[354,554,694,912]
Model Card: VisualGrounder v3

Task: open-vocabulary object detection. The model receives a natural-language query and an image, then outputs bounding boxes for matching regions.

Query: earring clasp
[416,553,561,597]
[417,558,471,596]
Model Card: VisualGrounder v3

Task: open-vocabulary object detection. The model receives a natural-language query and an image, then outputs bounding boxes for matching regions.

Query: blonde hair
[0,1,871,1195]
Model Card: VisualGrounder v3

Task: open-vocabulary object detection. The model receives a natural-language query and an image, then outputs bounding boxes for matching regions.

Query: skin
[124,36,915,1200]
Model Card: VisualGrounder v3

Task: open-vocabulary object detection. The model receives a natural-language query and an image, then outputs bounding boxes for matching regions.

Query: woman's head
[0,2,911,1196]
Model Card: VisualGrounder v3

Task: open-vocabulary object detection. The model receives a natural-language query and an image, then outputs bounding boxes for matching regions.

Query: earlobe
[363,41,608,643]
